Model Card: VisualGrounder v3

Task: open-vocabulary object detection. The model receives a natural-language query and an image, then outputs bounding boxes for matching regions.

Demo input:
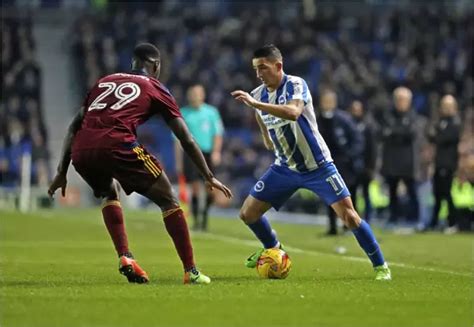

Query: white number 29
[88,82,141,111]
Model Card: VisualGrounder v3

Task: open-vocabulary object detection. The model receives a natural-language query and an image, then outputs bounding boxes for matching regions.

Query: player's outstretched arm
[255,113,274,151]
[48,108,85,198]
[231,90,304,121]
[167,117,233,199]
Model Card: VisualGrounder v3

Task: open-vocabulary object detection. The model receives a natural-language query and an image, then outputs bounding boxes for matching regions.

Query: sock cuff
[247,215,266,226]
[102,200,121,209]
[162,207,183,219]
[352,219,368,231]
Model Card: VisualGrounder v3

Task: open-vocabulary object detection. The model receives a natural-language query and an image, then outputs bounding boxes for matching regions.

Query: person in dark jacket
[428,95,461,231]
[349,100,377,223]
[318,90,364,235]
[381,87,420,224]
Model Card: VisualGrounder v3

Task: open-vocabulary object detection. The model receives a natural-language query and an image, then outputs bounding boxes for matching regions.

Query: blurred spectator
[349,100,377,223]
[175,84,224,231]
[457,106,474,184]
[380,87,420,224]
[427,95,462,231]
[317,90,363,235]
[70,2,473,212]
[1,15,49,187]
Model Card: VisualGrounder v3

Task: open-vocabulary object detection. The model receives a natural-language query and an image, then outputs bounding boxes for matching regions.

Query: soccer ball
[256,248,292,279]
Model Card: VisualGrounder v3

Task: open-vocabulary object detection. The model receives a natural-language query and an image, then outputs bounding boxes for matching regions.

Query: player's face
[252,57,282,89]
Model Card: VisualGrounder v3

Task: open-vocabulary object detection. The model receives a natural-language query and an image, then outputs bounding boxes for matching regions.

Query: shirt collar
[266,73,287,93]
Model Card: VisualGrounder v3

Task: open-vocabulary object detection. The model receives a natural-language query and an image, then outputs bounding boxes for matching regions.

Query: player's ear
[275,61,283,71]
[154,61,161,78]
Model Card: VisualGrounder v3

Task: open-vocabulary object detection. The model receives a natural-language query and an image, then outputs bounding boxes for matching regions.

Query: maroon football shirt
[73,72,181,150]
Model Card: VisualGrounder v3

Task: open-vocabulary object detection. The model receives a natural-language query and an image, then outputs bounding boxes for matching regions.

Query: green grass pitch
[0,209,472,327]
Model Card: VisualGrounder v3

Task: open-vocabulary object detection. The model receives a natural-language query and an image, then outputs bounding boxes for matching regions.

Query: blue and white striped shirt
[251,74,333,172]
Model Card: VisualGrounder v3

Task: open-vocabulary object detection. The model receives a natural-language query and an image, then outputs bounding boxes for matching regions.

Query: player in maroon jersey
[48,43,232,285]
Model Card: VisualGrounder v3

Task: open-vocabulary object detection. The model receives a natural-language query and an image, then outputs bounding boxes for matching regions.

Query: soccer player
[231,45,391,280]
[48,43,232,285]
[175,84,224,231]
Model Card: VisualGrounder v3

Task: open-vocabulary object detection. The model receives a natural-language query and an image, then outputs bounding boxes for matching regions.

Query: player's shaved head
[132,43,161,79]
[253,44,283,62]
[133,43,160,63]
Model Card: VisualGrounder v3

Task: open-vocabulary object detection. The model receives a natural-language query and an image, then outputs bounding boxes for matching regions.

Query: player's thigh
[110,144,163,196]
[110,144,177,210]
[72,150,115,198]
[247,165,298,214]
[304,162,351,207]
[140,170,179,211]
[240,195,273,223]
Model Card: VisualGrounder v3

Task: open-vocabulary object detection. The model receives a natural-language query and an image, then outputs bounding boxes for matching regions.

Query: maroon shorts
[72,142,162,197]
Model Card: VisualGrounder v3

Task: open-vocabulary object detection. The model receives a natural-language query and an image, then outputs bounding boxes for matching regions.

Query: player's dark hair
[133,43,160,63]
[253,44,283,61]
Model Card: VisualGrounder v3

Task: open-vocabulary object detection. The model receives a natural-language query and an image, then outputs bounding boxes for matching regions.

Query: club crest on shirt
[254,181,265,192]
[278,94,286,104]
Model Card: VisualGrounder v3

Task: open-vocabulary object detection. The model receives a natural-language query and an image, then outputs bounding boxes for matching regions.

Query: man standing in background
[427,95,461,232]
[317,90,363,235]
[380,87,420,225]
[175,84,224,231]
[349,100,377,224]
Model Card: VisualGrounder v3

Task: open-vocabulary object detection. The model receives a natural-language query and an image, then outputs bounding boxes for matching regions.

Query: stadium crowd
[69,2,473,229]
[1,2,471,230]
[1,15,49,188]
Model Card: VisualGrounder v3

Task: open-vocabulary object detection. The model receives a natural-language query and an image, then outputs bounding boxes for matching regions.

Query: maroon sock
[163,208,195,271]
[102,201,129,255]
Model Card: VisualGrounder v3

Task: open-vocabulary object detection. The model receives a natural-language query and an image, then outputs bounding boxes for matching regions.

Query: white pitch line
[197,233,472,278]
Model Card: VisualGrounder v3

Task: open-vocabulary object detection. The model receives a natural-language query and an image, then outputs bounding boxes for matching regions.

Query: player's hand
[48,173,67,198]
[231,90,257,108]
[205,177,233,199]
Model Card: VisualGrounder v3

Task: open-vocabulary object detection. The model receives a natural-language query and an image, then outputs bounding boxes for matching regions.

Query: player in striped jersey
[231,44,391,280]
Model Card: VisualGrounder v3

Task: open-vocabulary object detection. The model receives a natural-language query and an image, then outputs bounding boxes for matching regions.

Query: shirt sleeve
[286,78,308,103]
[149,80,182,122]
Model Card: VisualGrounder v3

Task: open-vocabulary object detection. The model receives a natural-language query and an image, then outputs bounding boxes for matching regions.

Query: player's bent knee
[102,180,120,201]
[158,199,180,213]
[344,210,361,229]
[239,208,250,223]
[239,207,258,224]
